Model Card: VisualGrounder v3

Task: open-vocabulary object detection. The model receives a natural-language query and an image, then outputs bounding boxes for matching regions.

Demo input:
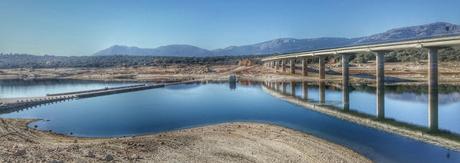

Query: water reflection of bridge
[262,81,441,130]
[262,81,460,150]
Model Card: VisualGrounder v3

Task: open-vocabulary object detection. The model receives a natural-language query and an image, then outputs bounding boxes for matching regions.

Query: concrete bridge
[261,35,460,131]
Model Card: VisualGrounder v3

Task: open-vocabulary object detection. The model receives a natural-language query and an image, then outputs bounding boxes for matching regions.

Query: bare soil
[0,119,370,163]
[3,61,460,84]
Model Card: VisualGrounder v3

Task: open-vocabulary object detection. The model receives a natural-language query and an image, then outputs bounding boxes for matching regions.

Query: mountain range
[94,22,460,56]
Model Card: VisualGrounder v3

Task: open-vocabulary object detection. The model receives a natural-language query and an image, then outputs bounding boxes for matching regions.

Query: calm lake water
[1,79,460,163]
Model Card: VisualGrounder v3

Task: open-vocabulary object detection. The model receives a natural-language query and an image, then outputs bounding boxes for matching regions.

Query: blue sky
[1,0,459,56]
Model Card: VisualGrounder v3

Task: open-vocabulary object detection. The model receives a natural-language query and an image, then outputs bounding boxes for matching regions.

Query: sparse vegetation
[0,54,266,69]
[351,47,460,63]
[1,48,459,69]
[313,47,460,64]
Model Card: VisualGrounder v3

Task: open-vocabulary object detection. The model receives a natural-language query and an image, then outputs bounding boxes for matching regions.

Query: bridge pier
[282,82,287,94]
[302,81,308,100]
[290,59,295,74]
[319,56,325,80]
[428,48,439,132]
[319,81,325,104]
[342,54,350,111]
[282,60,287,72]
[290,81,296,96]
[275,61,280,71]
[302,58,308,76]
[376,51,385,119]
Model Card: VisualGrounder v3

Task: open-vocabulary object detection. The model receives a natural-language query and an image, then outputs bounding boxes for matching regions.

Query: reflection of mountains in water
[386,92,460,105]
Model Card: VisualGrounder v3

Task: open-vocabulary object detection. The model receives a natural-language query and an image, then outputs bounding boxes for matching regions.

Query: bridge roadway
[262,35,460,131]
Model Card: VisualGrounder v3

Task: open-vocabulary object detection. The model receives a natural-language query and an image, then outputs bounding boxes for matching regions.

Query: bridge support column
[376,51,385,119]
[302,58,308,76]
[319,56,325,80]
[275,61,279,71]
[319,81,325,104]
[428,48,439,132]
[290,81,296,96]
[290,59,295,74]
[282,60,287,72]
[342,54,350,111]
[302,81,308,100]
[282,82,287,94]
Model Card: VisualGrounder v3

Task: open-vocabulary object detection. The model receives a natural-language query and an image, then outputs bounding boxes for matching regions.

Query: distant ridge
[94,22,460,57]
[94,44,212,57]
[352,22,460,44]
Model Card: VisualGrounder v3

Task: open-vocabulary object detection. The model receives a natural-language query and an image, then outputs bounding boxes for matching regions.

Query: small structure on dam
[229,74,237,90]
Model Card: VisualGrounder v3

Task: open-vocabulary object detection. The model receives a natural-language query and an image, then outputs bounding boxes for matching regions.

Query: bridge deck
[262,35,460,61]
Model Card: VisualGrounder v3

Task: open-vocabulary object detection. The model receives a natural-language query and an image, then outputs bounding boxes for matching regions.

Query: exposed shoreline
[2,63,460,161]
[3,61,460,84]
[0,118,370,162]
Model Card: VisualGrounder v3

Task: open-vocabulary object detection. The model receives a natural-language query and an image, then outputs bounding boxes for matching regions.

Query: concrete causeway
[0,80,199,114]
[0,83,164,114]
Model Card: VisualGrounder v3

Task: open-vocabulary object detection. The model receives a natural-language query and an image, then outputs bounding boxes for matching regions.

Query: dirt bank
[3,61,460,84]
[0,119,370,162]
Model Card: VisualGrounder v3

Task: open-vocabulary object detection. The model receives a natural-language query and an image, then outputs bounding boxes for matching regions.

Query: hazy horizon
[1,0,460,56]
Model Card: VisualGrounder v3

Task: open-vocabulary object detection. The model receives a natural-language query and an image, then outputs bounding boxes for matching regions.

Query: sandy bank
[4,62,460,84]
[0,119,370,162]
